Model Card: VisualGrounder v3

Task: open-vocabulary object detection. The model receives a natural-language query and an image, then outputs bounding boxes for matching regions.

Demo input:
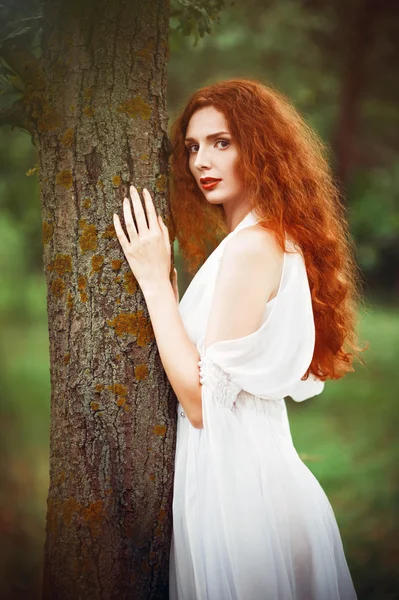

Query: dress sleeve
[195,244,325,411]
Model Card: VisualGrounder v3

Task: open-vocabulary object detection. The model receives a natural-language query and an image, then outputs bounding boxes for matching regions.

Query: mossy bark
[35,1,174,598]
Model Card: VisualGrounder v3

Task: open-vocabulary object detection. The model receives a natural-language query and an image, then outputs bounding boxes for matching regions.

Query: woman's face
[185,106,245,207]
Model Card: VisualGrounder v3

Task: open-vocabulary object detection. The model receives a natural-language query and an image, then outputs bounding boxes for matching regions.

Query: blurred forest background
[1,0,398,598]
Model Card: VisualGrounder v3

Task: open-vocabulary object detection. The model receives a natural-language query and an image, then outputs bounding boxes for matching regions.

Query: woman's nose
[194,148,211,168]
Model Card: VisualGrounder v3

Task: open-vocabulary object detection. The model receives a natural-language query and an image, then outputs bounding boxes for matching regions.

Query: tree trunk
[33,1,174,598]
[333,0,379,190]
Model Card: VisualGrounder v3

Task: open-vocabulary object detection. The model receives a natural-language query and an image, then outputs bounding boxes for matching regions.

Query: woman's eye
[188,140,230,153]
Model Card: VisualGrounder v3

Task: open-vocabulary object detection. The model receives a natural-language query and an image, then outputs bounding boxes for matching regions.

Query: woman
[114,78,366,599]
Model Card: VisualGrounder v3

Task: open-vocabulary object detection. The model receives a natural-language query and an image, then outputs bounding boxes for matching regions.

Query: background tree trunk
[34,1,175,598]
[333,0,379,190]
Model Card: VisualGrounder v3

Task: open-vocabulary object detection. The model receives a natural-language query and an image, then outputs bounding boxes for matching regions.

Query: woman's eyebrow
[184,131,231,144]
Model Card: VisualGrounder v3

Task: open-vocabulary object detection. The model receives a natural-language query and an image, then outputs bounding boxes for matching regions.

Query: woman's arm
[113,187,200,425]
[142,278,202,428]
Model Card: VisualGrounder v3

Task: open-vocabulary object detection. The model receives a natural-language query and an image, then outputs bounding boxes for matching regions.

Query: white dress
[169,209,358,600]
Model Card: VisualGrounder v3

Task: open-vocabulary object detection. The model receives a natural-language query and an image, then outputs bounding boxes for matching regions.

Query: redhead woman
[114,78,366,599]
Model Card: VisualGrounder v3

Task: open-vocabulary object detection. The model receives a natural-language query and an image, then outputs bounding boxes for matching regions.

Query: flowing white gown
[169,209,358,600]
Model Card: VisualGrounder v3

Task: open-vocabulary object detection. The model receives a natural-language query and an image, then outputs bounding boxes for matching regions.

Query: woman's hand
[113,185,171,293]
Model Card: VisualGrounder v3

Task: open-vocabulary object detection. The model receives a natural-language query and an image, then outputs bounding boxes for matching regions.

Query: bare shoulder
[223,224,284,263]
[206,225,284,348]
[220,225,284,303]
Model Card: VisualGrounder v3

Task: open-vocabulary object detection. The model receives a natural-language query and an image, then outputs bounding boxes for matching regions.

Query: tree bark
[33,1,175,598]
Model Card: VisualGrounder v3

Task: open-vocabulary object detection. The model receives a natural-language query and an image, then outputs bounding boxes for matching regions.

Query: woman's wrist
[141,276,172,299]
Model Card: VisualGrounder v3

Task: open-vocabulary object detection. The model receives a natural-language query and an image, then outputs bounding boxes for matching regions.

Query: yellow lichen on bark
[83,198,91,209]
[54,254,72,275]
[61,128,74,147]
[116,397,126,407]
[123,271,137,294]
[51,278,65,297]
[153,424,167,437]
[56,170,73,188]
[117,96,152,120]
[42,221,53,245]
[95,383,105,392]
[91,255,104,273]
[112,259,123,271]
[137,321,155,346]
[63,353,70,364]
[79,220,98,252]
[107,313,137,337]
[78,276,88,302]
[112,175,121,186]
[134,364,149,381]
[102,224,117,239]
[66,293,74,311]
[107,311,154,345]
[107,383,127,396]
[83,106,94,118]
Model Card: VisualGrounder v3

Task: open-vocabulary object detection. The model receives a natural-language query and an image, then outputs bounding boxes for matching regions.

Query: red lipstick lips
[200,177,222,190]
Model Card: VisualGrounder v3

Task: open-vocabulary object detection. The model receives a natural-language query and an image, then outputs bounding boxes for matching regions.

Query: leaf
[0,63,16,77]
[170,0,229,43]
[26,166,38,177]
[3,26,31,42]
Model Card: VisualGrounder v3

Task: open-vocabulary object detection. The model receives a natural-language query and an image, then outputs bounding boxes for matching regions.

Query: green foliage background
[0,0,398,597]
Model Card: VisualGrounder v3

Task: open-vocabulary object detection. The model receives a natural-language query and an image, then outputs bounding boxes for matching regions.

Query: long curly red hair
[169,77,368,381]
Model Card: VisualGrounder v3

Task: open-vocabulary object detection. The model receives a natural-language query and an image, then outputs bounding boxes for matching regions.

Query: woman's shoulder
[217,225,286,304]
[224,223,285,266]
